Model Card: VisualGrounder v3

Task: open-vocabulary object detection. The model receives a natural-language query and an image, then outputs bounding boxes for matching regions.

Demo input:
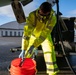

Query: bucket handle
[19,58,25,67]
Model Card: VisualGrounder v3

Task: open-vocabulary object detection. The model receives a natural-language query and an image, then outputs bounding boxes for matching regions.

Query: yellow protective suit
[21,9,59,75]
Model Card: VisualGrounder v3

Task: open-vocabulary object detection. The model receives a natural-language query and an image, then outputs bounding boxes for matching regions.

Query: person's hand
[19,50,25,60]
[25,45,35,58]
[28,45,35,54]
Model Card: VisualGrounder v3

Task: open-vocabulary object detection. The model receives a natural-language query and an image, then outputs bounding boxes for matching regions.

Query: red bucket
[10,58,36,75]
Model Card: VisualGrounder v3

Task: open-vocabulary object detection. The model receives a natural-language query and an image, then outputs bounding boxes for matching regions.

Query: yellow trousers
[41,35,59,75]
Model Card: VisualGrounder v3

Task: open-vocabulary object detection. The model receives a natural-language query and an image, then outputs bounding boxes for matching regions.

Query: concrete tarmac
[0,37,21,75]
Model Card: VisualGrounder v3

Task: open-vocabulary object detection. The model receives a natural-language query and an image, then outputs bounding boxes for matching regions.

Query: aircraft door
[11,1,26,23]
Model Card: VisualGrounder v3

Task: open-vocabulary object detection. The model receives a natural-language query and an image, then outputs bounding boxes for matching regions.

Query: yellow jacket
[22,9,56,50]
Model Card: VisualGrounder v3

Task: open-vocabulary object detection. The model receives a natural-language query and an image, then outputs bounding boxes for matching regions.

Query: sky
[0,0,76,25]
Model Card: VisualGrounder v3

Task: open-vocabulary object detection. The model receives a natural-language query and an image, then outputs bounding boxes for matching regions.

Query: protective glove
[19,50,25,60]
[25,45,35,58]
[28,45,35,54]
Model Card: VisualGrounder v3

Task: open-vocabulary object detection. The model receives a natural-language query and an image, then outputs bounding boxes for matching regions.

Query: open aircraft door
[11,0,33,23]
[11,1,26,23]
